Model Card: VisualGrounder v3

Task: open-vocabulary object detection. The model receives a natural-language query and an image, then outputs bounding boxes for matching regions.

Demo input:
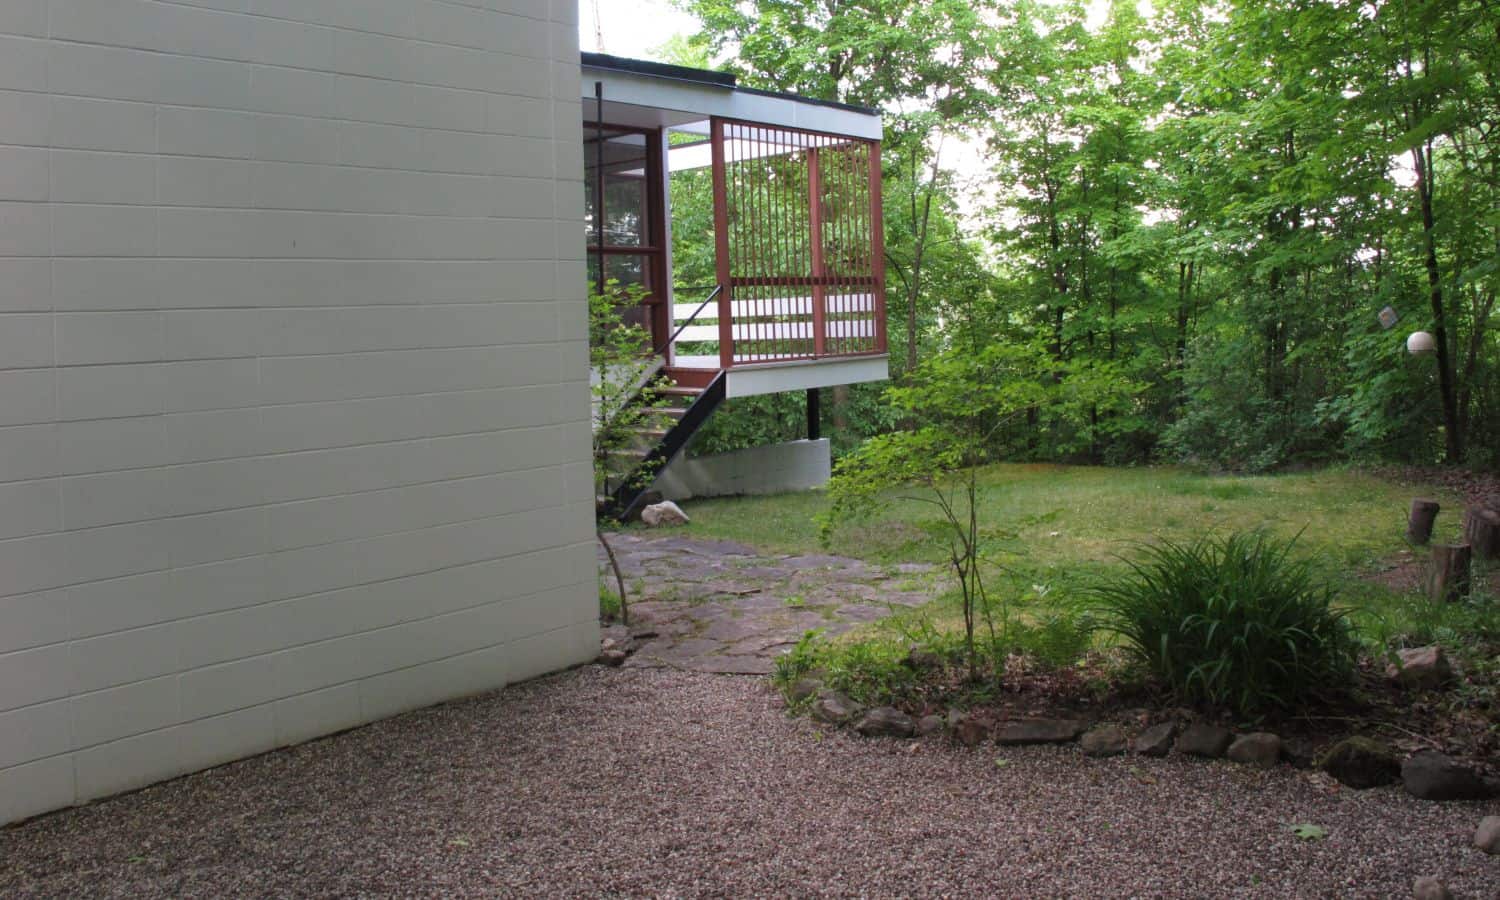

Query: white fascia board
[725,355,890,398]
[582,68,883,141]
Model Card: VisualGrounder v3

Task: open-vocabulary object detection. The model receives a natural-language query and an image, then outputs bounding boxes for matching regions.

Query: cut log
[1426,543,1472,603]
[1407,499,1441,545]
[1463,506,1500,560]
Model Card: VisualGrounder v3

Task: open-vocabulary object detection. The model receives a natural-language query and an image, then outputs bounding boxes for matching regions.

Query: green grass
[659,464,1496,646]
[676,465,1440,565]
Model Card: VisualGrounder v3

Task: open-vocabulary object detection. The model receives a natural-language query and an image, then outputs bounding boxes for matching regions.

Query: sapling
[821,342,1135,680]
[590,281,670,625]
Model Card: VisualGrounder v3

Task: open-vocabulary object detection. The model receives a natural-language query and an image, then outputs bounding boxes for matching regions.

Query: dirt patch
[1373,465,1500,509]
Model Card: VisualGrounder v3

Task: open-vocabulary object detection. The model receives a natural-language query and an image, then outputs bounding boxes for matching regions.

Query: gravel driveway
[3,667,1497,898]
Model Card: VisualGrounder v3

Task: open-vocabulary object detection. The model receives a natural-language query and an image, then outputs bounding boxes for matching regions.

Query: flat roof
[580,52,881,118]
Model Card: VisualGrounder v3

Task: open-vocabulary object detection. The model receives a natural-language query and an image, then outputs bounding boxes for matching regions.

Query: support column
[807,388,821,441]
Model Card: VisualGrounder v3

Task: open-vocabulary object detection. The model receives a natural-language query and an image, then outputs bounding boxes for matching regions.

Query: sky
[579,0,1120,60]
[581,0,700,59]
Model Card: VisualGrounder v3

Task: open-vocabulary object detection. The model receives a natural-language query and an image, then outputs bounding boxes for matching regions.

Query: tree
[668,0,1500,472]
[591,282,669,625]
[821,339,1138,679]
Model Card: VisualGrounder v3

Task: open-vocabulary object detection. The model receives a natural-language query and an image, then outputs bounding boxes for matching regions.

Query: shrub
[772,630,924,707]
[1088,532,1357,716]
[598,579,622,622]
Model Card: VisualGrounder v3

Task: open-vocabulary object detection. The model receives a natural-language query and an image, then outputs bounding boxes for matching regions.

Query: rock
[1412,876,1452,900]
[1320,736,1401,789]
[787,676,822,704]
[855,707,916,738]
[1174,723,1233,758]
[915,715,944,737]
[1134,722,1176,757]
[994,718,1088,746]
[1080,724,1128,757]
[595,649,627,667]
[947,711,989,747]
[1402,751,1495,801]
[1476,816,1500,855]
[1387,645,1453,690]
[1227,732,1282,769]
[904,644,944,670]
[1281,737,1317,769]
[810,690,863,725]
[639,500,690,527]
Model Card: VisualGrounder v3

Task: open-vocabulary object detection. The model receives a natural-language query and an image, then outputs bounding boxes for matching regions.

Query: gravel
[3,667,1498,898]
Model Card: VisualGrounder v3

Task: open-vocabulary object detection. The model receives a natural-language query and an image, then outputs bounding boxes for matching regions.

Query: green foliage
[667,0,1500,471]
[1088,532,1358,716]
[598,579,622,622]
[822,342,1137,679]
[1007,607,1096,669]
[1288,823,1327,842]
[590,281,670,510]
[591,280,674,626]
[1161,336,1298,473]
[771,591,1096,710]
[772,630,924,707]
[1351,580,1500,653]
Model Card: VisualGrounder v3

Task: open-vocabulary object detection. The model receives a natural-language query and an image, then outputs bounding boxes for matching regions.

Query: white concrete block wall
[0,0,596,826]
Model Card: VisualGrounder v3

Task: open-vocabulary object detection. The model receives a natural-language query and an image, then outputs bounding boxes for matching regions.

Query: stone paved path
[596,532,935,674]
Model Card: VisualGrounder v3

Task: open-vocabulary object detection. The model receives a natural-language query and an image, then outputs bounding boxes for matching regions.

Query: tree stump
[1407,499,1441,545]
[1464,506,1500,560]
[1426,543,1472,603]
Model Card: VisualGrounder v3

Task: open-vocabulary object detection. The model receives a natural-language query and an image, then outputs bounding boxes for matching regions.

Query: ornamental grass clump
[1089,532,1357,716]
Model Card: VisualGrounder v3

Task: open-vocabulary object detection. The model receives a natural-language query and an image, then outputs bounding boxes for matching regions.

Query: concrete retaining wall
[654,439,831,501]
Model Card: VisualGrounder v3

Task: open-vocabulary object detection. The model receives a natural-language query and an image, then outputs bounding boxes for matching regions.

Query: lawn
[662,464,1495,646]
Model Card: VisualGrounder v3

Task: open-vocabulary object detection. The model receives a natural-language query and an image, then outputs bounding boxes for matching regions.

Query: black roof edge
[581,52,736,88]
[581,52,881,119]
[734,85,880,117]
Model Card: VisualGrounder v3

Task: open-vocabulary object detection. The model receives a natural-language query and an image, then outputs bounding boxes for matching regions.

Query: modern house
[0,2,884,826]
[581,53,888,512]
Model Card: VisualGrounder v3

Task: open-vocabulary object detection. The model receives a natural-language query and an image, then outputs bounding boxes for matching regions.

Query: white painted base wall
[0,0,596,826]
[654,439,831,501]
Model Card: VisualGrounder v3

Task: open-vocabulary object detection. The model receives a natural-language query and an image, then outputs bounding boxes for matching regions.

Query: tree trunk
[1426,543,1472,603]
[1411,137,1464,463]
[1407,498,1441,545]
[597,529,628,625]
[1462,506,1500,560]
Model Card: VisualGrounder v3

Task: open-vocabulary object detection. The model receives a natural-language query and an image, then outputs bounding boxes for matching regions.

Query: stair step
[658,386,704,397]
[640,407,687,418]
[605,447,649,458]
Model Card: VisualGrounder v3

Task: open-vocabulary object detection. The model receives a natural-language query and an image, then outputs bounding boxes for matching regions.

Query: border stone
[994,718,1088,746]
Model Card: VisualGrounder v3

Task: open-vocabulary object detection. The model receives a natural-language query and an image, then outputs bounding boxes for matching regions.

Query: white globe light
[1406,331,1436,355]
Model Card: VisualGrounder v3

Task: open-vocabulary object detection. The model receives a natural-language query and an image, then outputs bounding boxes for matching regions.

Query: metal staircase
[596,285,728,521]
[598,369,726,521]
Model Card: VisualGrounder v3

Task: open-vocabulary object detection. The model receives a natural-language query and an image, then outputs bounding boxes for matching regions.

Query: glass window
[584,129,652,249]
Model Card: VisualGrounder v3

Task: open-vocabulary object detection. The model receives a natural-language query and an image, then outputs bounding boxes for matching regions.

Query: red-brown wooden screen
[709,118,886,368]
